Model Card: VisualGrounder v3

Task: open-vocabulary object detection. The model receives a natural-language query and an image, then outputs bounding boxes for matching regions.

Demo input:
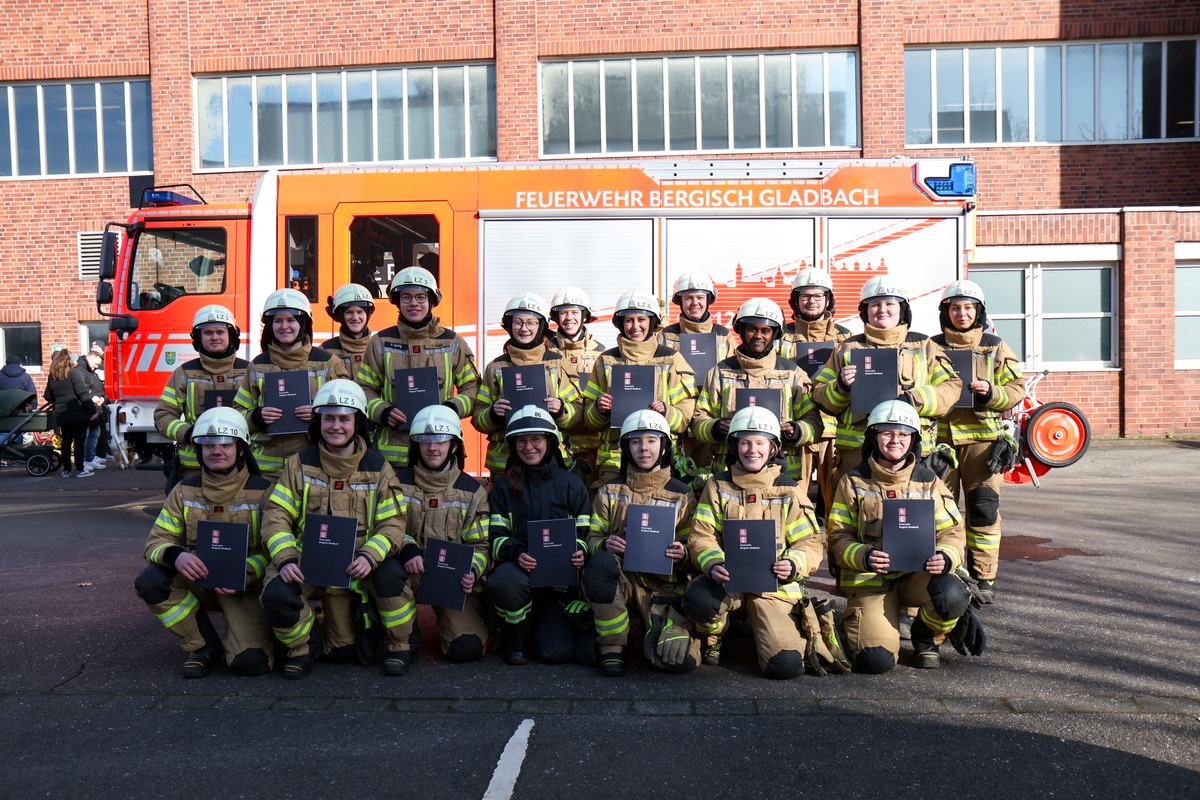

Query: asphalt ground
[0,440,1197,798]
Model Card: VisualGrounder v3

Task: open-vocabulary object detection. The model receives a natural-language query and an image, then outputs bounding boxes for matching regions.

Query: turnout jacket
[145,465,273,588]
[472,341,582,472]
[156,352,250,472]
[811,324,962,456]
[395,460,490,580]
[779,316,853,358]
[548,328,606,457]
[260,438,406,571]
[657,316,735,366]
[582,336,698,473]
[320,331,372,382]
[587,467,697,590]
[691,348,822,477]
[827,454,965,593]
[933,327,1026,445]
[233,340,349,474]
[358,317,481,466]
[489,460,591,565]
[688,462,822,600]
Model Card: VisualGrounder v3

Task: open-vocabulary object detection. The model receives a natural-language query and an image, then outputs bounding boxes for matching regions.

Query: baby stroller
[0,390,60,476]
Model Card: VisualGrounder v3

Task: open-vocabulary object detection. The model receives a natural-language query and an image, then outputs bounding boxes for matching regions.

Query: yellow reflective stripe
[471,551,488,575]
[269,485,300,517]
[843,541,870,571]
[362,535,390,562]
[380,601,417,628]
[265,531,297,558]
[276,613,313,645]
[918,606,959,634]
[967,530,1001,550]
[247,554,267,580]
[154,510,183,534]
[155,592,197,628]
[495,602,531,624]
[595,612,629,637]
[693,504,717,528]
[697,547,725,572]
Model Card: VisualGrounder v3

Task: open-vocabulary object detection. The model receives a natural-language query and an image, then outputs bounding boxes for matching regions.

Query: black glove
[954,566,986,608]
[921,443,958,481]
[986,434,1019,474]
[949,606,987,656]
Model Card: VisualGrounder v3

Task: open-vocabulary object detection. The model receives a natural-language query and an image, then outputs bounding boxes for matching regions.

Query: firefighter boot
[910,617,940,670]
[182,612,224,679]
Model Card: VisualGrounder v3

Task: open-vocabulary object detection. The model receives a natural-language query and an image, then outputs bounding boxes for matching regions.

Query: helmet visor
[411,432,455,443]
[316,405,358,416]
[193,434,237,445]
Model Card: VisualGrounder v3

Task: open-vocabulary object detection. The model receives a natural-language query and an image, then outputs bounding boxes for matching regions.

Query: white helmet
[550,286,596,324]
[312,379,368,415]
[409,405,464,443]
[504,404,560,445]
[790,267,836,316]
[192,304,237,330]
[620,408,672,439]
[328,283,376,317]
[262,288,312,319]
[940,279,986,306]
[503,292,550,324]
[191,406,250,446]
[859,275,910,304]
[728,406,782,444]
[733,297,785,338]
[612,290,663,331]
[672,272,717,304]
[388,266,442,306]
[866,400,921,433]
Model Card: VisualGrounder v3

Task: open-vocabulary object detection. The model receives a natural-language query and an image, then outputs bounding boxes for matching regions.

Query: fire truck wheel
[1023,402,1090,468]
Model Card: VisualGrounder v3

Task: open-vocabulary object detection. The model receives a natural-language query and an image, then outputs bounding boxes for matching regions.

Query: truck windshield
[127,228,228,309]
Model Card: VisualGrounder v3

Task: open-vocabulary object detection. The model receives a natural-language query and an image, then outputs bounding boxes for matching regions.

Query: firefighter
[488,405,590,665]
[320,283,376,380]
[933,280,1026,603]
[691,297,822,488]
[582,409,700,676]
[827,400,972,672]
[811,275,962,484]
[473,292,581,476]
[259,380,409,678]
[155,304,249,491]
[682,406,823,678]
[548,286,607,482]
[233,289,350,475]
[358,266,481,468]
[391,405,491,663]
[582,290,698,487]
[135,406,274,678]
[779,267,853,510]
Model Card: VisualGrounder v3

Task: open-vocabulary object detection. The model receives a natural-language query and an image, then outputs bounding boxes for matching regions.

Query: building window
[1175,264,1200,364]
[0,324,43,371]
[82,322,108,357]
[972,262,1116,369]
[196,65,497,170]
[0,80,153,178]
[906,38,1200,145]
[541,51,859,156]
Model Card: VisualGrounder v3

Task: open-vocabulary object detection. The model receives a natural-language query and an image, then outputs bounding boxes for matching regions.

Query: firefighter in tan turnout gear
[259,380,409,678]
[933,280,1026,603]
[392,405,491,664]
[583,290,698,487]
[547,286,607,482]
[136,407,274,678]
[358,266,481,468]
[683,406,823,679]
[155,304,249,491]
[827,400,978,672]
[582,410,700,676]
[473,292,581,476]
[320,283,377,379]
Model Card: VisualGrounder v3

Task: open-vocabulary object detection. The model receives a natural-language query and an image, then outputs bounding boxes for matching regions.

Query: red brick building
[2,0,1198,436]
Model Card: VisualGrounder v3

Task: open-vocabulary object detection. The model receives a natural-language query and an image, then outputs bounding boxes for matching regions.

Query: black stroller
[0,390,59,476]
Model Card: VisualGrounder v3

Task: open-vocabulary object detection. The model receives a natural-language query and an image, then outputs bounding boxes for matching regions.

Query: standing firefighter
[582,410,700,676]
[359,267,480,468]
[156,305,249,491]
[258,380,410,678]
[933,280,1026,603]
[827,400,980,672]
[547,286,607,482]
[321,283,376,380]
[135,407,275,678]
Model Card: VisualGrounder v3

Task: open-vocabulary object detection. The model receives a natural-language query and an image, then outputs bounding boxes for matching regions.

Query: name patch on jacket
[429,498,439,508]
[886,490,897,499]
[746,494,757,504]
[334,481,345,490]
[217,376,225,383]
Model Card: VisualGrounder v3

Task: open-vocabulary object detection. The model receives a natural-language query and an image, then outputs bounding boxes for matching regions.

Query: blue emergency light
[923,163,976,198]
[142,190,201,207]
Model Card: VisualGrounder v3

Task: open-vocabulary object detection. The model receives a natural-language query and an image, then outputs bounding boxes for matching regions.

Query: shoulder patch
[775,356,800,372]
[320,337,340,351]
[357,448,387,473]
[848,460,873,479]
[436,329,458,341]
[905,331,929,343]
[654,345,678,359]
[298,446,323,468]
[233,357,250,368]
[911,463,938,483]
[245,475,273,492]
[251,352,274,365]
[180,474,204,489]
[180,357,204,371]
[665,477,694,495]
[453,472,483,493]
[395,466,417,484]
[308,347,335,363]
[931,334,948,347]
[979,333,1003,347]
[717,355,741,370]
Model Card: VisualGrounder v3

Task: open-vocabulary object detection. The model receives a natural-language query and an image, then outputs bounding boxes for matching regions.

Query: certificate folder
[609,365,656,429]
[881,499,936,573]
[944,350,975,409]
[194,521,249,591]
[849,348,899,415]
[795,341,835,378]
[203,389,237,412]
[721,519,779,595]
[300,514,358,588]
[265,370,311,435]
[500,365,549,414]
[678,333,718,384]
[526,518,580,588]
[392,367,440,429]
[621,504,676,576]
[734,387,783,424]
[415,537,474,612]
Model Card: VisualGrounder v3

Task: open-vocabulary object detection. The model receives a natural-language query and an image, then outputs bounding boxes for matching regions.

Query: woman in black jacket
[44,348,101,477]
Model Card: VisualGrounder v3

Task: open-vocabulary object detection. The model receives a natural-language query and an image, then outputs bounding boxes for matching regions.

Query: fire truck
[95,158,977,471]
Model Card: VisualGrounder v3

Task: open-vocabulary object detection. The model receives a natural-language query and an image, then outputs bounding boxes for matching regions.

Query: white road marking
[482,718,535,800]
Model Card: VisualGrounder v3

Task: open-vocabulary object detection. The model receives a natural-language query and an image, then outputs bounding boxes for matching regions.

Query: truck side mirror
[97,281,113,306]
[99,231,119,281]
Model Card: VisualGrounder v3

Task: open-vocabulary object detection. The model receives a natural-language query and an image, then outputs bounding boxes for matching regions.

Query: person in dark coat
[44,348,102,477]
[77,344,108,470]
[0,355,37,411]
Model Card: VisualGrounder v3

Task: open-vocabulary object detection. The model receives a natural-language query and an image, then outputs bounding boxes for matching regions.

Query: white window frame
[0,323,43,374]
[972,244,1120,370]
[1174,243,1200,368]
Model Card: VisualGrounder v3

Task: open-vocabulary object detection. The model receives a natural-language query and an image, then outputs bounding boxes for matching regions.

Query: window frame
[0,323,44,374]
[1174,247,1200,368]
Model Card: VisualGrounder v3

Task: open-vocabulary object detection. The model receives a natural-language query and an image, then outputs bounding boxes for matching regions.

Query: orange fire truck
[96,158,978,470]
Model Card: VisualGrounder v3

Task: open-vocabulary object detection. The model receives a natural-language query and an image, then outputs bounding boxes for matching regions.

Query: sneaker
[87,458,107,470]
[61,470,72,478]
[77,468,95,478]
[382,651,414,676]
